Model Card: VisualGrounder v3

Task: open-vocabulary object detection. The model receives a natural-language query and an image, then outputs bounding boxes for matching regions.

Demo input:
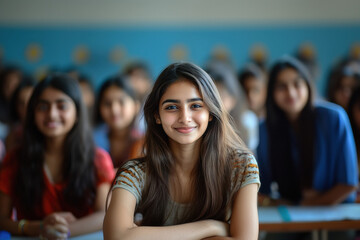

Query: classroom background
[0,0,360,96]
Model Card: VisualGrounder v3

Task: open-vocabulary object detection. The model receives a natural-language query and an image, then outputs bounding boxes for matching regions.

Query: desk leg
[312,230,319,240]
[321,230,328,240]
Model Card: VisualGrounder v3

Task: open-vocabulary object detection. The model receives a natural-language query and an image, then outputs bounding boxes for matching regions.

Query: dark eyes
[165,105,178,110]
[36,102,69,111]
[164,104,202,111]
[191,104,202,109]
[37,103,49,111]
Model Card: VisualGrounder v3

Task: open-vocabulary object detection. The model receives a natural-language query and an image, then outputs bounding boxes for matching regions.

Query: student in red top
[0,74,115,239]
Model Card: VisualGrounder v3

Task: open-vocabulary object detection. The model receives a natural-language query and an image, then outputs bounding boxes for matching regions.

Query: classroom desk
[10,231,103,240]
[7,204,360,240]
[258,204,360,240]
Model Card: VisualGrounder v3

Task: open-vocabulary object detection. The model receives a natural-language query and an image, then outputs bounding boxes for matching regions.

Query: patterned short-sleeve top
[112,149,260,225]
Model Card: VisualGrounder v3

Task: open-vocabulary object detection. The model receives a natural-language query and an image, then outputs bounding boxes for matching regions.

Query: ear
[209,115,213,122]
[154,114,161,124]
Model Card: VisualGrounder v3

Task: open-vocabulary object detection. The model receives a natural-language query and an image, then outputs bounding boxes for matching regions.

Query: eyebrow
[38,99,71,104]
[161,98,203,105]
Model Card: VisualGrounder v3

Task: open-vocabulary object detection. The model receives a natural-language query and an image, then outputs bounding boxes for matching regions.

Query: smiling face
[158,79,211,147]
[99,85,138,131]
[273,68,309,121]
[242,76,267,115]
[34,87,77,140]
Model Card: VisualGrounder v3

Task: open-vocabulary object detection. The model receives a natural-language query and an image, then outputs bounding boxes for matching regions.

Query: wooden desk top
[260,220,360,232]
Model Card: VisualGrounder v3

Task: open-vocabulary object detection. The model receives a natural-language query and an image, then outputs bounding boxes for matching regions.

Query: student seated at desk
[93,75,143,169]
[257,56,358,206]
[104,62,260,240]
[0,74,115,239]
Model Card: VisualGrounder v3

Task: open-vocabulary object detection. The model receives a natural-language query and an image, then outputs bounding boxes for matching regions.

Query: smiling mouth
[44,122,60,128]
[175,127,196,133]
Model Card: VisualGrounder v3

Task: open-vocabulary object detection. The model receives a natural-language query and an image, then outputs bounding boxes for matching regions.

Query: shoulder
[231,149,258,172]
[118,159,146,181]
[0,149,20,195]
[230,149,260,191]
[113,159,146,204]
[314,101,350,127]
[314,100,347,119]
[94,147,115,184]
[94,147,112,166]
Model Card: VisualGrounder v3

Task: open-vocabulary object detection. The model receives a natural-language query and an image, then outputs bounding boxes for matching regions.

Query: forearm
[105,220,226,240]
[68,211,105,237]
[302,184,356,206]
[0,218,42,236]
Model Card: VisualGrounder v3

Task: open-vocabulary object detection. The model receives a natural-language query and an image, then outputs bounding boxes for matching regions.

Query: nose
[179,107,191,123]
[110,102,121,115]
[48,104,58,119]
[287,86,297,99]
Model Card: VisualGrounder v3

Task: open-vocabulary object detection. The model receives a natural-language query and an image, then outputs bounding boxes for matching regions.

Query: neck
[286,112,300,125]
[109,127,130,139]
[44,137,65,182]
[170,140,201,177]
[45,136,65,156]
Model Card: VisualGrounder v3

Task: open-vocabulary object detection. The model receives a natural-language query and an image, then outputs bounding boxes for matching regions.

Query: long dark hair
[266,56,315,203]
[9,75,36,122]
[14,73,96,219]
[127,62,248,225]
[348,86,360,156]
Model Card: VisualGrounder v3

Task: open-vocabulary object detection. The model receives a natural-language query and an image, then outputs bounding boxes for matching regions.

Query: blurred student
[104,62,260,240]
[327,59,360,110]
[94,75,143,169]
[5,76,36,151]
[0,74,114,238]
[0,66,22,139]
[123,61,152,103]
[65,67,96,126]
[123,61,152,135]
[78,74,96,126]
[207,62,259,151]
[257,56,358,206]
[238,63,267,120]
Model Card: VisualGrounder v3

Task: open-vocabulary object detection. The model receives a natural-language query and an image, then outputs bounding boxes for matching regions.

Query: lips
[44,121,60,128]
[175,127,196,133]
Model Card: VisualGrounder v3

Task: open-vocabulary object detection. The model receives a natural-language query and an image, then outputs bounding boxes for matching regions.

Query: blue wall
[1,24,360,96]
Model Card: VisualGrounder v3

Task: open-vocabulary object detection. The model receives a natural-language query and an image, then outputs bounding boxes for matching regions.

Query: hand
[301,189,320,206]
[209,220,230,237]
[54,212,77,224]
[41,213,72,240]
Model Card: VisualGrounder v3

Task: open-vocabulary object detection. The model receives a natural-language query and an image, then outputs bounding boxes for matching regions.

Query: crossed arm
[0,183,110,239]
[103,183,259,240]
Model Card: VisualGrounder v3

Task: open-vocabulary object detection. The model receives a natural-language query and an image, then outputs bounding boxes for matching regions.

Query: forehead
[276,68,303,83]
[38,87,73,102]
[244,76,264,87]
[161,79,201,99]
[102,85,131,99]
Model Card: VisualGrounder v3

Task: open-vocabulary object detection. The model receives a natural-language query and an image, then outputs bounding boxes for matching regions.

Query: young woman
[238,63,267,120]
[348,87,360,165]
[206,62,259,151]
[5,75,36,151]
[0,66,22,140]
[327,59,360,110]
[104,62,260,240]
[257,56,358,206]
[0,74,115,239]
[94,75,143,169]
